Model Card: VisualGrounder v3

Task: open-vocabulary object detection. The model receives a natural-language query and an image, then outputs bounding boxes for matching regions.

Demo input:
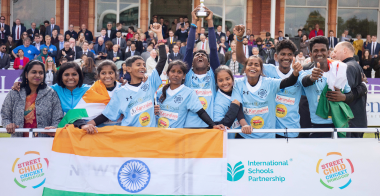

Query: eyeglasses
[47,60,53,62]
[43,50,48,51]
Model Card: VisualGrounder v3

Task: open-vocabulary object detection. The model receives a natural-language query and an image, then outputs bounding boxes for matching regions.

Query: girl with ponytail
[156,60,224,129]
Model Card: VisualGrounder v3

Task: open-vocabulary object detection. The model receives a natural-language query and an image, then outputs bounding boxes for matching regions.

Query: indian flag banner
[42,125,227,195]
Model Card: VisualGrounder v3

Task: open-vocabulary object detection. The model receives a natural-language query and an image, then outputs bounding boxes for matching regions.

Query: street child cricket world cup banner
[42,125,227,196]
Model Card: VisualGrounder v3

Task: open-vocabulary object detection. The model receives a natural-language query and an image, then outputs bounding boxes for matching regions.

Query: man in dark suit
[79,24,94,43]
[65,24,78,40]
[0,44,10,69]
[12,19,26,43]
[0,16,10,44]
[107,44,123,62]
[168,45,183,62]
[57,42,75,66]
[111,23,122,40]
[368,35,380,59]
[77,41,95,61]
[27,22,39,42]
[106,22,116,40]
[69,38,82,60]
[32,35,43,51]
[112,31,127,48]
[166,30,178,53]
[96,28,110,44]
[94,37,107,62]
[123,43,140,60]
[55,34,65,51]
[215,25,226,42]
[45,17,60,36]
[175,25,188,43]
[328,30,338,49]
[216,45,225,65]
[242,37,253,58]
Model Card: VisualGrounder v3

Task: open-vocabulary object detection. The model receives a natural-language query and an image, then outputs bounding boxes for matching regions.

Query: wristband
[191,23,197,28]
[236,37,243,42]
[157,39,167,44]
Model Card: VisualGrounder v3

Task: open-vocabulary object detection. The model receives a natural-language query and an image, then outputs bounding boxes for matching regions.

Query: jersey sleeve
[299,70,311,87]
[213,101,225,122]
[270,78,282,93]
[231,85,242,103]
[343,81,351,93]
[263,64,275,77]
[187,90,203,113]
[150,69,163,91]
[102,92,121,121]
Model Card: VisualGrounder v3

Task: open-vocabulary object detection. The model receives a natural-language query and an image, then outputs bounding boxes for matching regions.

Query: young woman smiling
[2,61,63,137]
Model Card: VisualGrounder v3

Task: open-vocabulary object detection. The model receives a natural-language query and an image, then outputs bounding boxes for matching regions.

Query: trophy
[196,0,208,18]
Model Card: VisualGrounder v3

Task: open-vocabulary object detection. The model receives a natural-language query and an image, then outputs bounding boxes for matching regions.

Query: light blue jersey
[263,64,303,137]
[231,76,282,138]
[299,70,351,125]
[156,85,203,128]
[102,69,162,127]
[214,89,241,139]
[184,69,216,128]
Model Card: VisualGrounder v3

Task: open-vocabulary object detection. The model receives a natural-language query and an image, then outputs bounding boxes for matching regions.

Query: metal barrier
[0,128,379,140]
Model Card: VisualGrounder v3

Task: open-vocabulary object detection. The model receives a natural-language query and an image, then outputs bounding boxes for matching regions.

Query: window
[203,0,245,32]
[337,0,379,38]
[285,0,327,37]
[12,0,56,29]
[96,0,140,33]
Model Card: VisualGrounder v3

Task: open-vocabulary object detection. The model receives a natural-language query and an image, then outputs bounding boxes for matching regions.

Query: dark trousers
[309,123,335,138]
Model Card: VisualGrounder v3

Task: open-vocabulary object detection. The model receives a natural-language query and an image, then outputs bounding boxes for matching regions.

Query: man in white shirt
[196,35,210,54]
[96,28,110,44]
[328,30,337,49]
[242,37,252,58]
[166,30,178,53]
[246,29,251,39]
[277,31,285,41]
[146,49,157,75]
[69,38,82,59]
[32,36,42,51]
[12,19,26,41]
[112,30,127,48]
[78,41,95,61]
[106,22,116,39]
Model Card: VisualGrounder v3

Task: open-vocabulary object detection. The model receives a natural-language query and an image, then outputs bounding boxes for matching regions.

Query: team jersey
[299,70,351,125]
[12,45,40,60]
[231,76,282,139]
[156,85,203,128]
[263,64,303,137]
[184,69,216,128]
[214,89,241,139]
[102,69,162,127]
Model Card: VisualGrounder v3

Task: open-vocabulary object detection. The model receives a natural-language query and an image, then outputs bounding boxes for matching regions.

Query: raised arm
[204,7,219,71]
[183,8,201,73]
[150,23,167,76]
[234,25,247,65]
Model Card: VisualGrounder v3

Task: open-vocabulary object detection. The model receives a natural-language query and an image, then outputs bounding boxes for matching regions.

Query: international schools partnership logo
[12,151,49,189]
[118,160,151,193]
[227,161,245,181]
[316,152,354,189]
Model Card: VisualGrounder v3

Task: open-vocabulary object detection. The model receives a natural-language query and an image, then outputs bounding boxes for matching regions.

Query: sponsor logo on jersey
[243,106,269,115]
[275,94,295,105]
[250,116,264,129]
[131,100,153,116]
[194,89,213,97]
[275,104,287,118]
[139,112,151,126]
[159,110,178,121]
[157,117,170,128]
[257,89,268,98]
[199,97,208,110]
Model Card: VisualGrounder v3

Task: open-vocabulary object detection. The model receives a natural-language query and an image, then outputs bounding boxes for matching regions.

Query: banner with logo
[227,139,380,195]
[0,70,23,125]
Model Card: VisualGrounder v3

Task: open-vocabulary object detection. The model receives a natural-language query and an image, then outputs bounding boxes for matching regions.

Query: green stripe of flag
[43,187,222,196]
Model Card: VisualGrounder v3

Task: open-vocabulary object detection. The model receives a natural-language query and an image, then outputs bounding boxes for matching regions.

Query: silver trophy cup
[196,0,208,18]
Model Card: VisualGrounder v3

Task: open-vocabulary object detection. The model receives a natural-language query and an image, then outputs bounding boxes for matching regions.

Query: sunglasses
[47,60,53,62]
[43,50,48,51]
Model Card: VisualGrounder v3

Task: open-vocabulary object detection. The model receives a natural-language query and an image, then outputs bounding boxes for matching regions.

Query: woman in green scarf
[36,47,50,64]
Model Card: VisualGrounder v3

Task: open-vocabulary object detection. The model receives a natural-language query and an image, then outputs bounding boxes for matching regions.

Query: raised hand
[291,62,303,76]
[234,25,245,37]
[310,62,323,82]
[191,6,201,23]
[203,6,214,21]
[150,23,162,34]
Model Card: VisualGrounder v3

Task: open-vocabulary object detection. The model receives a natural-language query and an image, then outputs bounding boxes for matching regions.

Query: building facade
[1,0,379,39]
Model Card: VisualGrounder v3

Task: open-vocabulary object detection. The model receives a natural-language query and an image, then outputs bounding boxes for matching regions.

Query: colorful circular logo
[118,159,151,193]
[316,152,354,190]
[198,97,208,110]
[139,112,151,126]
[12,151,49,189]
[250,116,264,129]
[157,117,169,128]
[275,104,287,118]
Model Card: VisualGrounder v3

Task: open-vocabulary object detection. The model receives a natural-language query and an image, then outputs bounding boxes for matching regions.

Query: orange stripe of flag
[53,125,224,158]
[82,80,111,105]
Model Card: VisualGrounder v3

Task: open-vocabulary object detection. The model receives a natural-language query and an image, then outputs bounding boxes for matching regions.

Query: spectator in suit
[27,22,39,42]
[199,27,208,39]
[368,35,380,59]
[295,29,303,38]
[0,44,10,69]
[245,29,251,39]
[166,30,177,53]
[179,42,186,57]
[57,42,75,65]
[64,24,78,40]
[242,37,253,59]
[196,34,210,54]
[160,17,168,38]
[308,23,323,39]
[45,17,60,37]
[80,24,94,43]
[175,24,188,43]
[146,49,157,75]
[5,36,16,60]
[112,30,127,48]
[107,44,123,63]
[50,30,59,45]
[0,16,10,44]
[218,36,229,55]
[76,32,86,47]
[123,40,132,54]
[94,37,107,64]
[123,43,140,60]
[41,35,57,63]
[13,49,29,70]
[69,38,82,60]
[141,45,152,62]
[55,34,65,51]
[111,23,122,40]
[251,47,264,61]
[340,29,352,42]
[328,30,337,49]
[12,37,39,60]
[106,22,116,40]
[228,28,235,44]
[77,41,95,61]
[225,30,231,43]
[168,45,182,62]
[215,25,226,42]
[12,19,26,43]
[225,41,236,63]
[216,45,225,65]
[96,28,110,44]
[32,35,43,51]
[277,31,285,41]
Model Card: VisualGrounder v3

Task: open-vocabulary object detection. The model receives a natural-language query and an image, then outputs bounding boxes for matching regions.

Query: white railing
[0,128,379,140]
